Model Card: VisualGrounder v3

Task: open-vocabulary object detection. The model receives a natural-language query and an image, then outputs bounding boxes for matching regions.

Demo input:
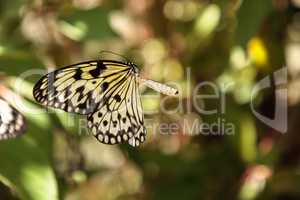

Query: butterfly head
[128,62,139,74]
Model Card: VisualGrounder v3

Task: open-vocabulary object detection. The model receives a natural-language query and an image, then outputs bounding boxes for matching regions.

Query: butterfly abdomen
[139,78,179,96]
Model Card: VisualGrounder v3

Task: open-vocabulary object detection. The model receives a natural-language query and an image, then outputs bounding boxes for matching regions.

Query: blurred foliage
[0,0,300,200]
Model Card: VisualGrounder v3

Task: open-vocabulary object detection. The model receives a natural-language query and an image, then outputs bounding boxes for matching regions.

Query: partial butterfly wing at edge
[0,98,26,140]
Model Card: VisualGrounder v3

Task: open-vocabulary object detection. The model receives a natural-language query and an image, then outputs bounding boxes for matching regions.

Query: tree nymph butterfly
[0,98,26,140]
[33,59,178,147]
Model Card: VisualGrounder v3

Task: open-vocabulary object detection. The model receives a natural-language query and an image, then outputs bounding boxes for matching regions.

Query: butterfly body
[33,59,178,147]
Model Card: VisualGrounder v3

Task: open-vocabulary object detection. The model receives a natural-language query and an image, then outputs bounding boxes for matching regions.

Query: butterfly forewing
[0,98,26,140]
[33,60,131,115]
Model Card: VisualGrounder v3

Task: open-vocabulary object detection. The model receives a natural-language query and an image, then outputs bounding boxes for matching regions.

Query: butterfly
[33,59,178,147]
[0,97,26,140]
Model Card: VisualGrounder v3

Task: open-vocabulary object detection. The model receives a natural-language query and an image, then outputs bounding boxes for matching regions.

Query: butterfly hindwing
[87,75,146,147]
[127,75,146,147]
[33,60,131,114]
[0,98,26,140]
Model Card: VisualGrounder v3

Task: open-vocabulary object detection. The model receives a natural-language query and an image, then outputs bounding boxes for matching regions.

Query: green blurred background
[0,0,299,200]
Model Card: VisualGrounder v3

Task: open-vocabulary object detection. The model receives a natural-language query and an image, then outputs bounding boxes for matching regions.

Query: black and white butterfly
[33,60,178,147]
[0,98,26,140]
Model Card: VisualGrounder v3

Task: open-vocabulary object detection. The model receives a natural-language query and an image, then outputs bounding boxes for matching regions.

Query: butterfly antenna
[99,50,129,63]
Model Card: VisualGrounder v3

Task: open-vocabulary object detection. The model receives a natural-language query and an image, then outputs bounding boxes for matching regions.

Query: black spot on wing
[101,82,109,91]
[97,61,107,69]
[114,94,121,102]
[65,85,72,98]
[89,61,107,78]
[89,68,101,78]
[76,86,85,101]
[113,121,118,127]
[103,120,108,126]
[74,69,82,80]
[78,103,86,110]
[76,86,85,93]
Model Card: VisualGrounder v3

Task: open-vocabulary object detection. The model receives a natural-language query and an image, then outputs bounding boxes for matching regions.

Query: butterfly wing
[33,60,132,114]
[127,75,146,147]
[87,74,146,147]
[0,98,26,140]
[34,59,147,146]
